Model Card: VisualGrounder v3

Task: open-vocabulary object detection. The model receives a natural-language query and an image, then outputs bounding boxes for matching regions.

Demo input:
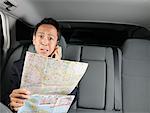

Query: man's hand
[9,88,30,111]
[51,45,62,60]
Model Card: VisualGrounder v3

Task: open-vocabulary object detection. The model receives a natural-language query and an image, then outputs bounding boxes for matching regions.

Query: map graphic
[18,51,88,113]
[18,94,75,113]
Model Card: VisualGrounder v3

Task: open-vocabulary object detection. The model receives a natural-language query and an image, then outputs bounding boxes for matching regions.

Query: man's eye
[38,35,44,39]
[48,37,54,40]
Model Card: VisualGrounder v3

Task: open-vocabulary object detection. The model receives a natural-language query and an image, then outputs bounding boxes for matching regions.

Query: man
[3,18,76,112]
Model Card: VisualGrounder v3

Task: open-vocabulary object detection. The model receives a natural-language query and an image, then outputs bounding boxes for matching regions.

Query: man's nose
[41,37,49,45]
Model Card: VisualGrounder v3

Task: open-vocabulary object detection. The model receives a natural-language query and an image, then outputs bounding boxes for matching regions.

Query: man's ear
[32,35,36,45]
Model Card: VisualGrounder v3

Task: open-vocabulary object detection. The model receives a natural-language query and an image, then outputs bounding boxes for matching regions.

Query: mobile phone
[51,53,56,58]
[50,45,58,58]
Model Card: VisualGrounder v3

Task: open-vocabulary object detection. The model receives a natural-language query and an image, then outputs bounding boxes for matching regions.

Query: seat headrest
[59,35,67,49]
[82,46,106,61]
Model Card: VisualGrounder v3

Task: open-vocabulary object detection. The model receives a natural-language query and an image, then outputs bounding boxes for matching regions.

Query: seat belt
[113,48,122,111]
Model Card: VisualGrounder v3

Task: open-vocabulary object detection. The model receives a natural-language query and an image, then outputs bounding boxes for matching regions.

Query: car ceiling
[0,0,150,29]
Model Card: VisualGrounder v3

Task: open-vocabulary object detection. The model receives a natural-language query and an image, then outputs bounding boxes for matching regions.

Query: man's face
[33,24,58,57]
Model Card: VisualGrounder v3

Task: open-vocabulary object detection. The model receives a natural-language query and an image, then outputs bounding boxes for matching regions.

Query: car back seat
[122,39,150,113]
[69,46,122,113]
[2,36,123,113]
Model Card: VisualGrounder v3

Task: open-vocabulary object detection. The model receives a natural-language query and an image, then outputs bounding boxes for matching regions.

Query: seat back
[77,46,122,111]
[122,39,150,113]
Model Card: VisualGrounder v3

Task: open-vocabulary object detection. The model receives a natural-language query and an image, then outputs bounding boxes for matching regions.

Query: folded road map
[18,51,88,113]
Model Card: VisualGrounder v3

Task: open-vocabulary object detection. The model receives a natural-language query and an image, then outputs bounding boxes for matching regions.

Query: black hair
[33,18,60,40]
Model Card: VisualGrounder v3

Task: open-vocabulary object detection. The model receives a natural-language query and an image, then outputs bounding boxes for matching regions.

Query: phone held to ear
[50,45,62,59]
